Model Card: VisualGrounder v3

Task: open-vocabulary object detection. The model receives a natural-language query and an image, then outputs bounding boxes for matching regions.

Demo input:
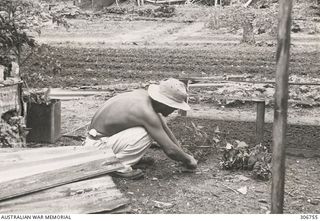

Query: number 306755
[301,215,318,220]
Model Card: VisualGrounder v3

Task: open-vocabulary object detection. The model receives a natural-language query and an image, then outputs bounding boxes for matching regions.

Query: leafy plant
[23,88,52,105]
[0,110,28,148]
[0,0,72,79]
[220,141,272,180]
[0,0,38,66]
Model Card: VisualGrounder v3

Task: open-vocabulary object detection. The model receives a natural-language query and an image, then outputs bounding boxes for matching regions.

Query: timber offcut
[0,146,129,214]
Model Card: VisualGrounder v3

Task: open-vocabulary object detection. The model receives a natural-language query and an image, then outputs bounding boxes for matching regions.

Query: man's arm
[157,113,181,147]
[157,113,197,169]
[141,112,197,169]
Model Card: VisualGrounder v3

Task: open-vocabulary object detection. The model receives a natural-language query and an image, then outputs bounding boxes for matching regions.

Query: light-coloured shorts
[83,127,153,172]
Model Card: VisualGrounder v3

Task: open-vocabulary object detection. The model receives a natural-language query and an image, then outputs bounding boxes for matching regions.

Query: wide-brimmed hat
[148,78,190,111]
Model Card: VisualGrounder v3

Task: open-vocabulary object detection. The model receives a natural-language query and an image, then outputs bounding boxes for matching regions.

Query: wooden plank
[0,147,124,202]
[0,148,116,182]
[211,94,267,102]
[179,75,243,81]
[179,76,320,86]
[0,157,123,202]
[188,80,320,86]
[49,96,83,100]
[48,88,106,96]
[0,176,129,214]
[0,146,100,167]
[188,82,234,88]
[192,93,317,106]
[271,0,293,214]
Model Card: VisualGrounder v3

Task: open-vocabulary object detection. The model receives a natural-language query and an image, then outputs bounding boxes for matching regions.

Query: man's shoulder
[136,105,160,127]
[131,94,157,119]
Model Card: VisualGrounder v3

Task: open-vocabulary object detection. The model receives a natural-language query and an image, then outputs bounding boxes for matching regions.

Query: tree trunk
[241,20,255,44]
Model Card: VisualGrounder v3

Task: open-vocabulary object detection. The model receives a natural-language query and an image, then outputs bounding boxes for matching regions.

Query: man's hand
[185,155,198,170]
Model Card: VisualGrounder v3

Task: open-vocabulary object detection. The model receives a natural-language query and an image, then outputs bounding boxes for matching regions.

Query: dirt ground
[7,1,320,214]
[40,97,320,214]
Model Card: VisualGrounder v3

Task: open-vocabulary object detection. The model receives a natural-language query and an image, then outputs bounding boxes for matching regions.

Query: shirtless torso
[90,90,151,136]
[89,89,197,169]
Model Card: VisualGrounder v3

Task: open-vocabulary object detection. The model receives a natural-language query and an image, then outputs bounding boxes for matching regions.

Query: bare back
[89,88,196,169]
[89,89,154,136]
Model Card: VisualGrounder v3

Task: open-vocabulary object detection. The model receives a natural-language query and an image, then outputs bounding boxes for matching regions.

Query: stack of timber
[0,146,129,214]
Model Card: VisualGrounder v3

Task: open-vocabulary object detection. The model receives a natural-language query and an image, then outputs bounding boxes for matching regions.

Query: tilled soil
[15,5,320,213]
[21,43,320,88]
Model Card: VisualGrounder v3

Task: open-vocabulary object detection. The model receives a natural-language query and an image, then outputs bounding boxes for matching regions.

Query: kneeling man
[83,78,197,179]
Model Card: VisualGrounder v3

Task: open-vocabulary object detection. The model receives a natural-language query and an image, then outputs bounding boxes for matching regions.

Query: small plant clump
[103,7,127,15]
[135,5,176,18]
[153,5,176,18]
[23,88,52,105]
[219,140,272,180]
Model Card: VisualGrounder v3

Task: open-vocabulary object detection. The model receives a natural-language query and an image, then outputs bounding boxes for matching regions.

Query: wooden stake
[179,80,189,117]
[256,101,265,144]
[271,0,293,214]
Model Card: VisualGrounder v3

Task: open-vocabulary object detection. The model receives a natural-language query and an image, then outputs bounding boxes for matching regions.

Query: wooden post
[179,80,189,117]
[18,82,24,116]
[271,0,293,214]
[256,101,265,144]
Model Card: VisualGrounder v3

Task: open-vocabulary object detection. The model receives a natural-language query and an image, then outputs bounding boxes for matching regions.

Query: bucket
[26,100,61,144]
